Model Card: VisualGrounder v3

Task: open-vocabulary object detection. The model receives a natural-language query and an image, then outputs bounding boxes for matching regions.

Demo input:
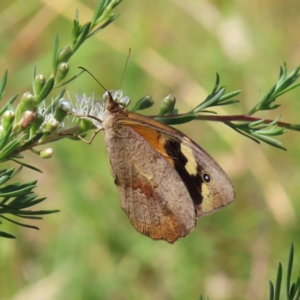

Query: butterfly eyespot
[202,173,211,183]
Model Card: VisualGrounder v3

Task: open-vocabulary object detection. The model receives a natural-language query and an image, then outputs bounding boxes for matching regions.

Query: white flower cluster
[36,90,130,134]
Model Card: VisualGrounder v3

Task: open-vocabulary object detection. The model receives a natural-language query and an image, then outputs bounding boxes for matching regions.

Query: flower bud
[55,98,72,122]
[40,148,53,158]
[57,46,73,65]
[1,110,15,132]
[15,92,35,121]
[42,118,59,134]
[55,62,69,83]
[21,111,36,129]
[34,74,46,96]
[38,118,59,144]
[131,95,154,112]
[158,94,176,116]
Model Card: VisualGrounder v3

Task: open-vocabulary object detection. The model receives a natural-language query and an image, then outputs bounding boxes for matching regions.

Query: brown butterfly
[86,91,235,243]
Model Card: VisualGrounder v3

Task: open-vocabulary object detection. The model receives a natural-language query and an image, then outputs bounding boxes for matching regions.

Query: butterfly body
[101,95,235,243]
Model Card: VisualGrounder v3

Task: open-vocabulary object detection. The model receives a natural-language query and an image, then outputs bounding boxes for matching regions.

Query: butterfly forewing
[102,108,196,243]
[119,112,235,218]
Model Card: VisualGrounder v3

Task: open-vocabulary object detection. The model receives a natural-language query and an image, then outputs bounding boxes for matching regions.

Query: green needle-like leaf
[251,132,286,150]
[275,263,282,300]
[0,94,19,116]
[0,215,39,230]
[0,231,16,239]
[87,14,120,39]
[269,281,275,300]
[73,22,91,52]
[0,185,36,197]
[52,34,60,71]
[192,87,226,113]
[35,77,55,104]
[91,0,106,28]
[0,138,23,160]
[9,158,43,173]
[0,70,8,100]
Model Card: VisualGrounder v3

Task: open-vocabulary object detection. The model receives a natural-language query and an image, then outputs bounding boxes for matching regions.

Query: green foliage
[0,167,58,238]
[0,0,123,238]
[249,65,300,115]
[153,66,300,149]
[269,244,300,300]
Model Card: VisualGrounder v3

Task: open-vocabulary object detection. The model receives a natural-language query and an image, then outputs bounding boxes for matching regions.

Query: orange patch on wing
[126,123,175,167]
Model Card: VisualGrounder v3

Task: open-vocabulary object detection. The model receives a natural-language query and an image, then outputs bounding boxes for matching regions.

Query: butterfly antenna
[118,48,131,90]
[78,66,108,92]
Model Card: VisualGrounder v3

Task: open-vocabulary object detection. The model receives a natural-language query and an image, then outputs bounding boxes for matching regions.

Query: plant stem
[153,113,298,131]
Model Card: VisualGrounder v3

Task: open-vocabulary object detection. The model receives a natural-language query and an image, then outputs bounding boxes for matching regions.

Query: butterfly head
[103,90,131,113]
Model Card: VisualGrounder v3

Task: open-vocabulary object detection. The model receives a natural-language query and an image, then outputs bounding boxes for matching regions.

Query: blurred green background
[1,0,300,299]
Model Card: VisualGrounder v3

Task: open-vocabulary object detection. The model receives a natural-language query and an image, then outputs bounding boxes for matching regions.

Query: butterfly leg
[76,127,103,144]
[67,113,104,144]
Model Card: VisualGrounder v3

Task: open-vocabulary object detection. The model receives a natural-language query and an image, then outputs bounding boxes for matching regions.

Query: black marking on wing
[164,139,203,205]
